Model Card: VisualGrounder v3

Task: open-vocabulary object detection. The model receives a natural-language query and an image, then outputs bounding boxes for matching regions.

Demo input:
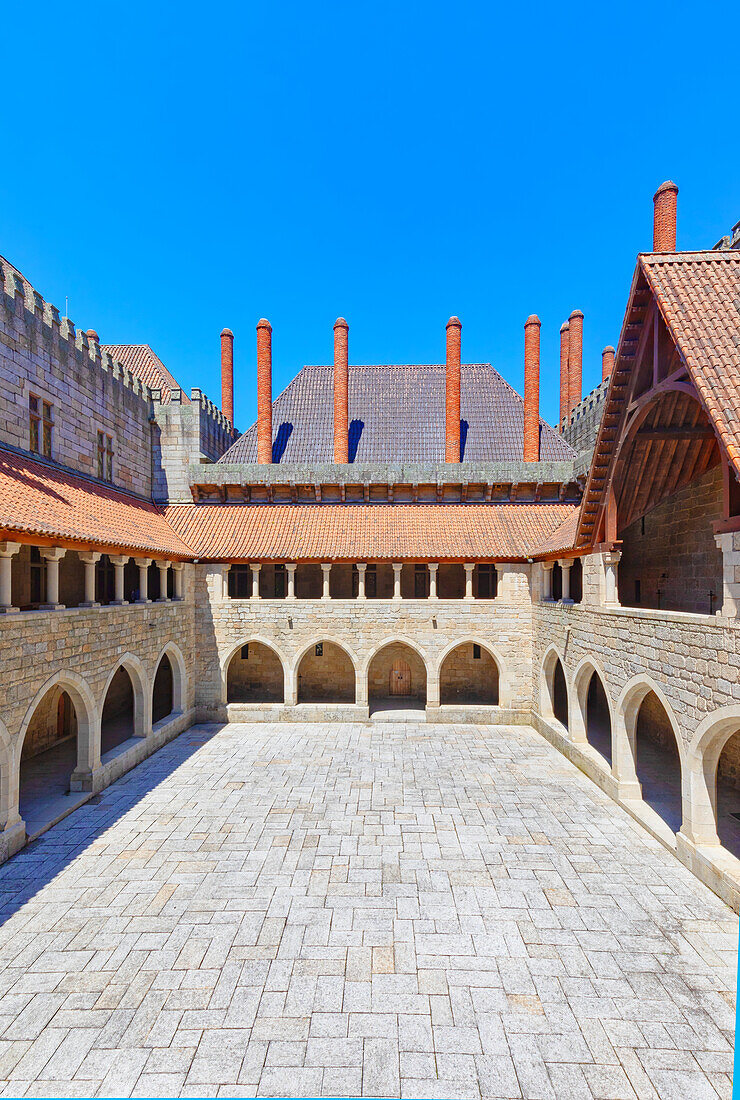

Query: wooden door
[389,659,412,696]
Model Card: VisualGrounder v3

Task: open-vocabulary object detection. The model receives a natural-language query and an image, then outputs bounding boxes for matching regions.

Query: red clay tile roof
[532,509,580,557]
[100,344,189,404]
[641,252,740,473]
[0,448,194,558]
[164,502,578,561]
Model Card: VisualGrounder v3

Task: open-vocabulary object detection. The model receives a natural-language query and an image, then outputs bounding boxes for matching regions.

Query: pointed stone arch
[437,638,501,706]
[152,641,187,722]
[224,637,288,704]
[571,657,613,766]
[365,638,428,711]
[293,638,357,704]
[684,706,740,853]
[101,654,149,752]
[615,675,684,831]
[540,646,568,729]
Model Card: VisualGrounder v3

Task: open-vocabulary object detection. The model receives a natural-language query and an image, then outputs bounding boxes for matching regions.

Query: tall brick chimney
[445,316,462,462]
[568,309,583,415]
[256,318,273,464]
[559,322,570,431]
[220,328,234,425]
[333,317,349,463]
[602,345,615,382]
[523,315,541,462]
[653,181,678,251]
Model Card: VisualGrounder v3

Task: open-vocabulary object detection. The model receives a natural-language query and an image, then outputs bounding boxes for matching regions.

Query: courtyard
[0,719,734,1099]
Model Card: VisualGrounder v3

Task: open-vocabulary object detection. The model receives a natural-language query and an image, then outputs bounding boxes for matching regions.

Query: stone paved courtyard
[0,720,735,1099]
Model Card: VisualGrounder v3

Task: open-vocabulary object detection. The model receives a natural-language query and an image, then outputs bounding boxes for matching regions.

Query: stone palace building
[3,182,740,912]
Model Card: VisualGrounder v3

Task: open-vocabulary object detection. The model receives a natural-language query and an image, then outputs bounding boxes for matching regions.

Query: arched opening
[297,642,355,703]
[227,642,284,703]
[552,659,568,728]
[152,654,174,723]
[19,685,80,829]
[716,730,740,858]
[101,667,136,754]
[585,672,611,764]
[635,691,682,832]
[440,643,499,705]
[368,642,427,712]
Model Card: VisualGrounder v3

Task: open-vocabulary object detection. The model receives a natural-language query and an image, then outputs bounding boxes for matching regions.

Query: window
[228,565,250,598]
[29,395,53,457]
[352,564,378,597]
[30,547,45,605]
[274,564,286,598]
[473,644,481,660]
[477,564,497,598]
[414,564,429,598]
[97,431,113,482]
[241,644,249,659]
[96,555,115,605]
[315,643,323,657]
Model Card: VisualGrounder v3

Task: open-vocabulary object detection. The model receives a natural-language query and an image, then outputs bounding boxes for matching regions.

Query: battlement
[560,376,609,466]
[190,388,233,433]
[1,259,153,404]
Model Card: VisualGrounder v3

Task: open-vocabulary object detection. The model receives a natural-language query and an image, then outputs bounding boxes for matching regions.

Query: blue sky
[2,1,737,431]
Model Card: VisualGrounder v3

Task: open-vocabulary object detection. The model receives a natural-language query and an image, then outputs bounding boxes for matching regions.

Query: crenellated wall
[151,388,236,502]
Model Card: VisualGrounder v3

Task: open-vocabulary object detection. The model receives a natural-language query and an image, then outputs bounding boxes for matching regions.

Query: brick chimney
[559,321,569,431]
[256,318,273,464]
[523,315,541,461]
[445,316,462,462]
[653,181,678,251]
[333,317,349,463]
[602,345,615,382]
[220,328,234,425]
[568,309,583,415]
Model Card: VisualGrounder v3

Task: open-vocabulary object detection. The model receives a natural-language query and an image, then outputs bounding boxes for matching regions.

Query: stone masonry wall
[618,465,723,615]
[0,263,153,497]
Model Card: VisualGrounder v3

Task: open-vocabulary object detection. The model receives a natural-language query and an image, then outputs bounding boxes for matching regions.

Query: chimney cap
[569,309,584,321]
[654,180,679,200]
[256,318,272,331]
[524,314,541,327]
[560,321,570,333]
[86,328,99,342]
[221,327,233,338]
[603,344,616,354]
[446,315,462,329]
[334,316,349,329]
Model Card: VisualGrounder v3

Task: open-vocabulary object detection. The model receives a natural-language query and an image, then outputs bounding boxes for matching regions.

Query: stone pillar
[542,561,554,601]
[251,564,261,599]
[41,548,66,609]
[715,533,740,617]
[79,551,101,607]
[603,551,621,607]
[172,562,184,600]
[109,555,129,605]
[0,542,20,612]
[392,563,403,600]
[464,563,475,600]
[495,563,505,599]
[558,559,572,603]
[428,563,438,600]
[356,563,367,600]
[321,563,332,599]
[286,563,297,600]
[156,561,169,602]
[135,558,151,603]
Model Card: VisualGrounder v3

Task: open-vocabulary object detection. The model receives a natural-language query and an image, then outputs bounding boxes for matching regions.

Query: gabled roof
[163,501,578,562]
[0,447,194,558]
[219,364,576,465]
[100,344,190,404]
[576,251,740,549]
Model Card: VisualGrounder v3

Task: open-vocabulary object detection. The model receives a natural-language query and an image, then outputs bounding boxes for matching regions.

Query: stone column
[463,563,475,600]
[286,563,297,600]
[603,551,621,607]
[251,564,261,599]
[321,563,332,599]
[79,551,101,607]
[495,563,505,599]
[156,561,169,602]
[428,563,438,600]
[135,558,151,603]
[558,559,572,603]
[109,555,129,605]
[172,562,184,600]
[542,562,554,601]
[41,548,66,609]
[356,563,367,600]
[0,542,20,613]
[392,563,403,600]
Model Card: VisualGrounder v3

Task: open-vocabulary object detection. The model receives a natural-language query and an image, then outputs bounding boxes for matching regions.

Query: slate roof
[163,502,578,561]
[219,364,575,464]
[0,447,194,558]
[101,344,189,404]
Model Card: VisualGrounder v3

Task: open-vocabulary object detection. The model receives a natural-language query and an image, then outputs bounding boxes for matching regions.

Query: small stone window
[274,564,286,598]
[473,644,481,660]
[97,431,114,482]
[241,644,249,659]
[476,564,497,598]
[414,564,429,598]
[315,643,323,657]
[228,565,250,598]
[30,547,45,605]
[29,395,53,457]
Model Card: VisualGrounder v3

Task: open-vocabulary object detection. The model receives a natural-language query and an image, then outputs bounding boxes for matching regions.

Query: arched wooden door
[389,659,412,696]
